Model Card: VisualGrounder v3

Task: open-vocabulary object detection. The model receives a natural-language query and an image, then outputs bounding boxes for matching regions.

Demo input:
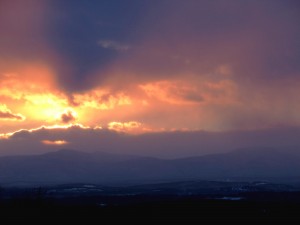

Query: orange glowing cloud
[0,64,78,130]
[139,78,237,106]
[42,140,69,145]
[0,63,57,99]
[140,80,203,105]
[0,65,144,133]
[72,89,132,110]
[108,121,142,133]
[0,104,25,121]
[0,0,72,132]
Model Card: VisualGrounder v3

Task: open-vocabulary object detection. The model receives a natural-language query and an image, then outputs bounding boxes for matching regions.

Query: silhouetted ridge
[0,146,299,186]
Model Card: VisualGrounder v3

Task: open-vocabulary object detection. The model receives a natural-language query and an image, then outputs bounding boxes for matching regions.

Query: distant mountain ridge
[0,147,299,186]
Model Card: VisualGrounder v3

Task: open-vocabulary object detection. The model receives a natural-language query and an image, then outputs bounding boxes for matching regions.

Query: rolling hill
[0,147,299,186]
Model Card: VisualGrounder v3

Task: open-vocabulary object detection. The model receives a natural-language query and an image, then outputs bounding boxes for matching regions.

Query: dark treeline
[1,192,300,223]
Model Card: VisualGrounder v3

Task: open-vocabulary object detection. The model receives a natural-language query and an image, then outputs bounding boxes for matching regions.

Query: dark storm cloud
[46,0,151,92]
[1,125,300,158]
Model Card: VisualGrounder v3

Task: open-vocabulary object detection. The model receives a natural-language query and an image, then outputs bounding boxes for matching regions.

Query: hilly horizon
[0,146,299,186]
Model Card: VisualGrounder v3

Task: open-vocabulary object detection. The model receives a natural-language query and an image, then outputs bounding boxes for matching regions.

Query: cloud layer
[1,125,300,158]
[0,104,25,121]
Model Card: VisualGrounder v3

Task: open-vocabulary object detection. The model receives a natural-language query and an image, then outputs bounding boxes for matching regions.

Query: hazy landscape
[0,147,300,186]
[1,147,300,222]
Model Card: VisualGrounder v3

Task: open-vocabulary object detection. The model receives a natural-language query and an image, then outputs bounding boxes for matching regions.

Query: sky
[0,0,299,157]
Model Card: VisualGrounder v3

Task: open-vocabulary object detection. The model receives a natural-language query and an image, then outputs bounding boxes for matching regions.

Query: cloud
[139,80,236,105]
[72,89,132,110]
[140,80,204,105]
[1,124,300,158]
[59,109,77,124]
[97,40,130,51]
[108,121,142,133]
[0,104,25,121]
[42,140,69,145]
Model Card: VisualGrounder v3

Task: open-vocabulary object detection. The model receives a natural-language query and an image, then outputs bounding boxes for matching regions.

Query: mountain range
[0,147,299,186]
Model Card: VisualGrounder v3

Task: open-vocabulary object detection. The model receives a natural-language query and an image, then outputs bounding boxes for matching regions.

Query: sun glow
[0,61,240,134]
[42,140,69,145]
[22,93,68,121]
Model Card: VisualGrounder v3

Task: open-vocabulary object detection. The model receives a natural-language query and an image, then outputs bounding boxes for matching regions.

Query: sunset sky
[0,0,299,157]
